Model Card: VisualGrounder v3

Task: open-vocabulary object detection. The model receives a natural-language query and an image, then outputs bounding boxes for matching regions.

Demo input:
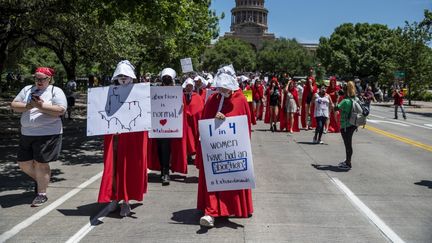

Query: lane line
[369,114,432,130]
[0,172,103,243]
[365,125,432,152]
[369,114,386,119]
[66,200,116,243]
[331,178,405,243]
[367,120,409,127]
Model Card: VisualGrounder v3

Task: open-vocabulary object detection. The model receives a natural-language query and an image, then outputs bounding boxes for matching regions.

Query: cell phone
[31,94,40,100]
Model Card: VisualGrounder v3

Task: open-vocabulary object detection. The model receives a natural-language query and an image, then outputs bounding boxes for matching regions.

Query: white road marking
[369,114,386,119]
[66,200,117,243]
[331,178,405,243]
[367,119,410,127]
[0,172,103,243]
[369,114,432,130]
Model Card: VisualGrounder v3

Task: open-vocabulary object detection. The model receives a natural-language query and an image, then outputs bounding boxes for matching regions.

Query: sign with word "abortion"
[198,115,255,192]
[149,86,183,138]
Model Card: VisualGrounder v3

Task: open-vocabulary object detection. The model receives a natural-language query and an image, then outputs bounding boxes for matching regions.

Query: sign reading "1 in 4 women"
[198,115,255,192]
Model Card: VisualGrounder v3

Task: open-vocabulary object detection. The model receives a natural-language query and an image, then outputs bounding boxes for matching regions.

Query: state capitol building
[223,0,318,52]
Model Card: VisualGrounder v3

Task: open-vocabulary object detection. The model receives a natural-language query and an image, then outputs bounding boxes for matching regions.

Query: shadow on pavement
[0,116,103,193]
[297,141,320,145]
[311,164,350,172]
[170,209,244,234]
[147,173,198,184]
[414,180,432,189]
[0,191,35,208]
[0,167,65,193]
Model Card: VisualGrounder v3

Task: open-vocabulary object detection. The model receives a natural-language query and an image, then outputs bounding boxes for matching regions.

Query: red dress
[300,77,318,128]
[196,90,254,218]
[147,96,188,174]
[195,88,207,102]
[326,80,341,133]
[98,131,148,203]
[251,83,264,120]
[280,87,300,132]
[184,92,204,160]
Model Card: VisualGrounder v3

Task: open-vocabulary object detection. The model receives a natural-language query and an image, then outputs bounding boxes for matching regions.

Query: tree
[393,10,432,104]
[201,38,256,72]
[257,38,313,75]
[317,23,399,85]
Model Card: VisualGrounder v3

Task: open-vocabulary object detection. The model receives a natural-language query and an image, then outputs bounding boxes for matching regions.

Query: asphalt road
[0,103,431,243]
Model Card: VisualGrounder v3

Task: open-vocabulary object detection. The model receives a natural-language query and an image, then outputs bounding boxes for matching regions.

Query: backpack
[349,97,369,127]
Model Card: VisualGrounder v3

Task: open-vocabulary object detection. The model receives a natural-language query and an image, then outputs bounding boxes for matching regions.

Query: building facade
[223,0,275,50]
[223,0,318,53]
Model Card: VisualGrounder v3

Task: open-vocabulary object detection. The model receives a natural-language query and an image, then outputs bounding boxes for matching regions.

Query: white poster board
[180,58,193,73]
[87,83,151,136]
[198,115,255,192]
[149,86,183,138]
[204,88,217,103]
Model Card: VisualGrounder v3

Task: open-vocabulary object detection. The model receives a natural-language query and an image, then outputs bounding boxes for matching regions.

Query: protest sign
[198,115,255,192]
[180,58,193,73]
[149,86,183,138]
[87,83,151,136]
[243,90,253,102]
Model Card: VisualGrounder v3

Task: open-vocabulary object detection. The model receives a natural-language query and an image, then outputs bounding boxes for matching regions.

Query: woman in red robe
[251,79,264,120]
[194,76,207,101]
[197,66,253,228]
[98,60,148,217]
[301,76,318,130]
[326,76,342,133]
[280,80,300,133]
[241,79,256,125]
[147,68,188,186]
[264,77,282,132]
[183,78,204,165]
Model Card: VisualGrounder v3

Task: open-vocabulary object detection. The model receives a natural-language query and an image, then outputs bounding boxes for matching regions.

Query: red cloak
[326,78,341,133]
[251,83,264,120]
[279,86,300,132]
[184,92,204,158]
[196,90,253,218]
[195,88,207,102]
[301,77,318,128]
[98,131,148,203]
[147,96,188,174]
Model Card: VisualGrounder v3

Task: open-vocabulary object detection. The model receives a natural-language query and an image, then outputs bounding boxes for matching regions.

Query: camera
[337,89,345,96]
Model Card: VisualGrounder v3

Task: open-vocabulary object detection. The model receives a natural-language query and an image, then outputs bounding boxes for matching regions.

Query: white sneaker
[199,215,215,227]
[319,140,324,144]
[120,202,131,217]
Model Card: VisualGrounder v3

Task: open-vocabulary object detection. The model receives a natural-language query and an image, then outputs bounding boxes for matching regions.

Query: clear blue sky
[211,0,431,44]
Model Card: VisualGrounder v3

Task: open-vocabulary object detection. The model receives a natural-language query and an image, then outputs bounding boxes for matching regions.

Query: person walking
[65,79,77,120]
[10,67,67,207]
[196,65,253,228]
[393,88,407,120]
[312,86,333,144]
[280,80,300,133]
[264,77,281,132]
[147,68,188,185]
[334,81,357,170]
[97,60,148,217]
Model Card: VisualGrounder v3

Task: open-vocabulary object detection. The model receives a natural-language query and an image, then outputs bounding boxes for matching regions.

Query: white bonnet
[214,65,239,91]
[112,60,137,80]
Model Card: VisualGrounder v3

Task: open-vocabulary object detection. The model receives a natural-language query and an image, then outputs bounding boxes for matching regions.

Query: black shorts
[17,134,62,163]
[67,97,75,106]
